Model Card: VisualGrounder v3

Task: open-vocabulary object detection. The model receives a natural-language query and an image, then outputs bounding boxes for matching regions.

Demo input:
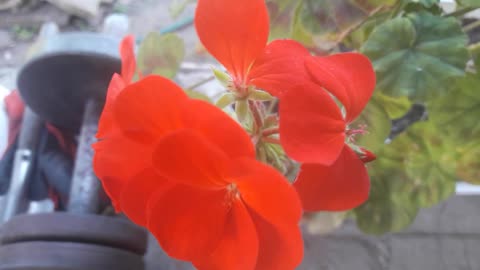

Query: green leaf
[299,0,365,35]
[169,0,194,19]
[456,141,480,184]
[407,0,439,7]
[428,74,480,141]
[396,122,457,208]
[249,90,274,101]
[403,0,442,14]
[212,68,231,88]
[374,93,412,119]
[216,93,236,108]
[291,1,315,47]
[355,172,420,234]
[137,32,185,79]
[355,120,457,234]
[267,0,297,40]
[354,141,420,234]
[350,0,397,11]
[456,0,480,7]
[235,100,248,122]
[352,96,391,153]
[184,90,211,103]
[361,12,469,100]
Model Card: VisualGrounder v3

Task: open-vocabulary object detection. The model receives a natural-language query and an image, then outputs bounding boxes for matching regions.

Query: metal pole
[1,108,43,222]
[67,99,102,214]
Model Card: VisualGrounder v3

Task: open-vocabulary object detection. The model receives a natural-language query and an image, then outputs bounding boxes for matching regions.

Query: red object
[96,35,135,139]
[279,54,376,211]
[4,90,25,149]
[93,76,304,269]
[195,0,311,97]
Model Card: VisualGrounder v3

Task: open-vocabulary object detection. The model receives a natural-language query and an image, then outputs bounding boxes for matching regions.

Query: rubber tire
[0,241,144,270]
[0,213,147,255]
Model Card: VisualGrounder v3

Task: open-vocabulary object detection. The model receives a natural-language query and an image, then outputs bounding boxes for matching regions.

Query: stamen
[224,183,241,208]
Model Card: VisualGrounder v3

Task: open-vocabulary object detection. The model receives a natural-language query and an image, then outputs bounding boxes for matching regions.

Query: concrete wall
[145,195,480,270]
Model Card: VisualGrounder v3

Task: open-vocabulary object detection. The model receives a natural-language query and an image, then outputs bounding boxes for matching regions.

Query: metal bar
[67,99,102,214]
[1,108,43,222]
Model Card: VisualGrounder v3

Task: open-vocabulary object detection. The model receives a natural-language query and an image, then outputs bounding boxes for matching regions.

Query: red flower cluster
[195,0,376,212]
[94,0,376,269]
[93,37,303,269]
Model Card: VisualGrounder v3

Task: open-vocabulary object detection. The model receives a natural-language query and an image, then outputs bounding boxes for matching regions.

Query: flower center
[224,183,241,208]
[346,124,368,143]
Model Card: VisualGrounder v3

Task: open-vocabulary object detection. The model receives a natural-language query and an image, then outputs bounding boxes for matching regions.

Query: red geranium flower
[195,0,310,97]
[279,53,376,211]
[97,35,136,139]
[93,75,304,270]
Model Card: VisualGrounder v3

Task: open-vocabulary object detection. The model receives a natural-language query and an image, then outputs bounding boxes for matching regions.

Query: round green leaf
[355,152,420,234]
[397,122,457,208]
[137,32,185,79]
[428,74,480,141]
[361,12,469,100]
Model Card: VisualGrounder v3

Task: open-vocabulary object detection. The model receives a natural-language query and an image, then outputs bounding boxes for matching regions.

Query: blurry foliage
[264,0,480,234]
[137,32,185,79]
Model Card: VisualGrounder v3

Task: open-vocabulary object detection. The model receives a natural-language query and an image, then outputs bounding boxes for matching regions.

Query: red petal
[249,210,303,270]
[249,39,310,97]
[228,158,302,225]
[96,74,125,139]
[293,146,370,211]
[359,147,376,163]
[152,129,229,188]
[147,185,229,261]
[114,75,188,142]
[181,99,255,158]
[279,84,346,165]
[119,168,173,226]
[305,53,376,122]
[195,0,269,84]
[92,132,150,210]
[193,200,258,270]
[120,35,136,83]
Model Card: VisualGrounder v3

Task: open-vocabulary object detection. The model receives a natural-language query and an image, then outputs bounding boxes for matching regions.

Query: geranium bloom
[195,0,310,97]
[279,53,376,211]
[93,75,304,269]
[96,35,136,139]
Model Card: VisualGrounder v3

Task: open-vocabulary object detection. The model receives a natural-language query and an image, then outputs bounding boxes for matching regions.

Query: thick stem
[248,100,264,135]
[262,127,279,137]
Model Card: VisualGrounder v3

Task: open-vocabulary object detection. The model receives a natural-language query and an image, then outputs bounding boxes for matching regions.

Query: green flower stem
[262,137,281,145]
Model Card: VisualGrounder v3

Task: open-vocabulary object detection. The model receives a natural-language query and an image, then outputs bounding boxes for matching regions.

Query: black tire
[0,241,144,270]
[0,213,147,255]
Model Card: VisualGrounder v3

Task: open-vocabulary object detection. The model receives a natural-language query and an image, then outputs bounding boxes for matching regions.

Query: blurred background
[0,0,480,269]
